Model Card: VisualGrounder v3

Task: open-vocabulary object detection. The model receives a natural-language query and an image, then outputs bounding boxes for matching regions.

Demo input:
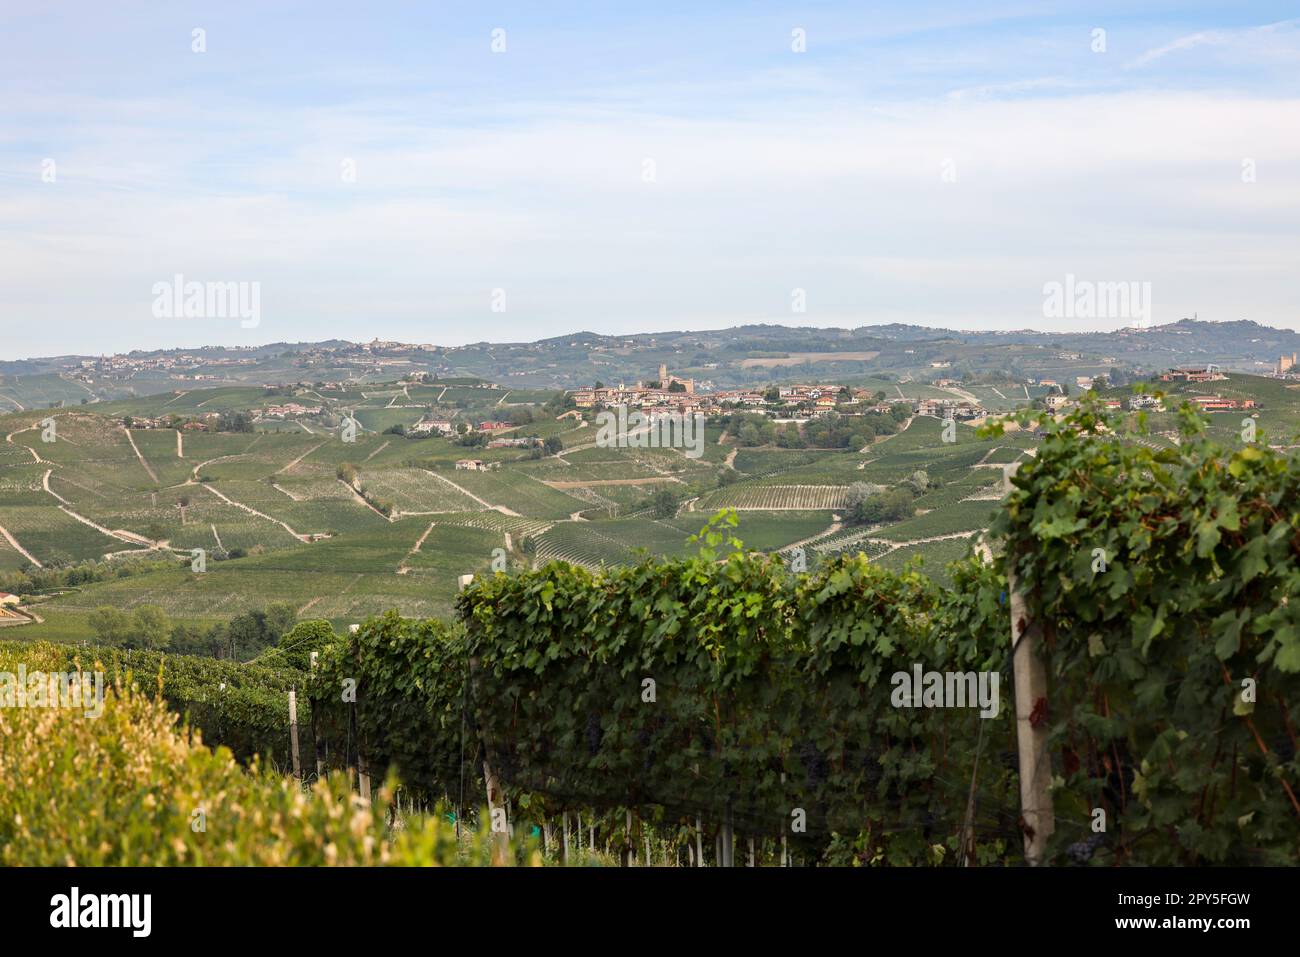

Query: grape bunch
[799,739,828,787]
[1065,833,1105,864]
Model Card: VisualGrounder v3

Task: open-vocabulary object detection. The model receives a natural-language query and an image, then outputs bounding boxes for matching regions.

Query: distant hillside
[4,318,1299,403]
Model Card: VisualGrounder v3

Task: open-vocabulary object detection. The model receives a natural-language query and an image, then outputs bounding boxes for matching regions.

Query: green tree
[88,606,132,646]
[275,620,339,670]
[130,605,172,650]
[649,487,678,518]
[263,602,298,646]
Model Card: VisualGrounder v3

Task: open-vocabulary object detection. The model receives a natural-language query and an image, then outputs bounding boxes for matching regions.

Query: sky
[1,1,1298,358]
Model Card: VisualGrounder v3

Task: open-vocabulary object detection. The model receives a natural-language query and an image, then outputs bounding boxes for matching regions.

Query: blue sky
[1,1,1298,357]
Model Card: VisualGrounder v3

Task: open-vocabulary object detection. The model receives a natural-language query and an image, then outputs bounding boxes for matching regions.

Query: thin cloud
[1127,18,1300,70]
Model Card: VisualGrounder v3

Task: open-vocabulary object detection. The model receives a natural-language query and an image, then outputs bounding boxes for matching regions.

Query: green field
[0,373,1078,643]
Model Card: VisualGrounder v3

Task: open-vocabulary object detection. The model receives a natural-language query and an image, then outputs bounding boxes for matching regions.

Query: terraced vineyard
[698,484,849,510]
[445,469,589,519]
[356,468,487,514]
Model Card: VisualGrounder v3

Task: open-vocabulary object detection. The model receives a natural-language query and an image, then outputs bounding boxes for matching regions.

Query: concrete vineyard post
[288,689,301,779]
[1008,553,1054,865]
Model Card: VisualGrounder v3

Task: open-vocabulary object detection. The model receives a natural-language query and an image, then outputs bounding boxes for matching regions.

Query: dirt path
[6,427,42,463]
[543,476,681,489]
[338,479,393,522]
[41,469,69,505]
[122,427,159,483]
[40,468,155,548]
[0,524,42,566]
[421,469,522,516]
[397,521,437,574]
[938,385,981,405]
[863,530,981,557]
[363,440,390,462]
[783,519,843,553]
[0,394,25,411]
[58,505,156,547]
[271,482,302,501]
[210,523,225,552]
[860,416,914,452]
[275,441,326,475]
[189,453,248,481]
[199,482,313,541]
[724,448,738,468]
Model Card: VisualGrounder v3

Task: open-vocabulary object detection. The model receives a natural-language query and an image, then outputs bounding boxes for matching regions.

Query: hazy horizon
[11,314,1293,364]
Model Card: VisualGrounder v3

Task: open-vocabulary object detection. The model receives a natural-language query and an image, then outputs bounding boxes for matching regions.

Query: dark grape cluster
[858,748,883,787]
[799,739,828,787]
[1271,733,1296,765]
[585,712,603,756]
[1066,833,1105,864]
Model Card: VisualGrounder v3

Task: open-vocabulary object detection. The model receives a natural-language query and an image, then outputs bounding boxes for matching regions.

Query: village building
[1160,365,1226,383]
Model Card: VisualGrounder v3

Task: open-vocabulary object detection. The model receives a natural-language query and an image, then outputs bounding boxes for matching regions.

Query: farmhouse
[409,420,454,436]
[455,459,488,471]
[913,399,987,419]
[1191,395,1257,412]
[262,402,322,418]
[0,592,20,607]
[1161,365,1226,383]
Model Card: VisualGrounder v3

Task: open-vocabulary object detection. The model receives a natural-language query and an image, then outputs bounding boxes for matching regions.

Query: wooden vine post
[460,574,508,865]
[1007,549,1054,865]
[468,650,507,865]
[309,650,324,778]
[288,689,301,779]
